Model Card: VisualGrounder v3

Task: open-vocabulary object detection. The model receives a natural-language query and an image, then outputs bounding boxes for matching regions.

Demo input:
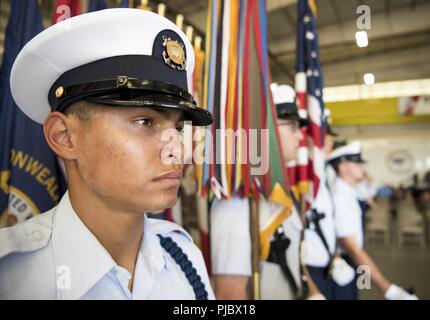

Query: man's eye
[133,118,153,127]
[291,122,300,130]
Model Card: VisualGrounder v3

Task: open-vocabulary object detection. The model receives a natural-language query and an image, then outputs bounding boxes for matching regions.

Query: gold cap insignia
[55,86,64,98]
[162,36,186,70]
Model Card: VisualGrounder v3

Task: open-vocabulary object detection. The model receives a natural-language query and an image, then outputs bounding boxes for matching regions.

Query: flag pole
[249,196,260,300]
[299,193,309,298]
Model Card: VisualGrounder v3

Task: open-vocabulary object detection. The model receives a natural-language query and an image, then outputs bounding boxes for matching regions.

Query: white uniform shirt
[0,192,214,300]
[210,197,302,299]
[355,180,377,201]
[304,182,336,267]
[333,178,364,250]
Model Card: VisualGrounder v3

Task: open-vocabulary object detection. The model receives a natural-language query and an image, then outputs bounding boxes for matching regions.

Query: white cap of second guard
[10,8,213,126]
[327,140,366,164]
[271,84,308,127]
[272,84,295,105]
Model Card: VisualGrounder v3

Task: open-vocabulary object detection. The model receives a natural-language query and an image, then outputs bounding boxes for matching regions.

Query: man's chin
[146,194,178,213]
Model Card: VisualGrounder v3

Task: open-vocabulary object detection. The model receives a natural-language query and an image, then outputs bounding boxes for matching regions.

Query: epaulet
[146,217,193,242]
[0,210,54,259]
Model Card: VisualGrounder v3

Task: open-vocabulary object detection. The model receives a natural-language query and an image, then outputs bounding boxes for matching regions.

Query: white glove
[307,293,326,300]
[384,284,418,300]
[330,257,355,286]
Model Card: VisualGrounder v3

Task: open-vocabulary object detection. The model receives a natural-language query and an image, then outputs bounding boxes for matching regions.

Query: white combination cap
[327,140,365,163]
[10,8,213,126]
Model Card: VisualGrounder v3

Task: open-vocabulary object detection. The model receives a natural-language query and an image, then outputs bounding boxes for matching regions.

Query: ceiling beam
[268,49,295,82]
[330,0,343,28]
[281,6,296,34]
[385,0,391,16]
[274,28,430,60]
[267,0,297,12]
[321,40,430,68]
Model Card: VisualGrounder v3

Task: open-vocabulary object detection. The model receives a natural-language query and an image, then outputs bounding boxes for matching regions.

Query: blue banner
[0,1,66,227]
[88,0,107,11]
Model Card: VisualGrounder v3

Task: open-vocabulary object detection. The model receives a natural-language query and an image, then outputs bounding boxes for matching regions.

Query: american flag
[293,0,326,203]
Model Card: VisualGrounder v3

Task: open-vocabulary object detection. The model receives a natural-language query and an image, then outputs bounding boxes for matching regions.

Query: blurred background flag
[198,0,290,202]
[293,0,326,205]
[119,0,130,8]
[88,0,107,11]
[198,0,293,272]
[0,1,67,228]
[52,0,81,24]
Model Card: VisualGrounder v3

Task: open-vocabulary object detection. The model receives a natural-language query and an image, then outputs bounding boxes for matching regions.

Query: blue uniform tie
[157,235,209,300]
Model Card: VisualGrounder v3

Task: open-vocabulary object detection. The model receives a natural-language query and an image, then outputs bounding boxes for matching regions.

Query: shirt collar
[335,177,358,197]
[141,216,193,271]
[52,191,117,299]
[139,216,168,272]
[131,217,192,299]
[51,192,188,299]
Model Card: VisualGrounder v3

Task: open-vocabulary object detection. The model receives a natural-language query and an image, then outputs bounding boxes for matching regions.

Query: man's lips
[153,171,182,187]
[154,171,182,180]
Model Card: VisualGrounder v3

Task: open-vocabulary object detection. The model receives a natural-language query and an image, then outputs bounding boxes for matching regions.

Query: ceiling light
[355,31,368,48]
[363,73,375,85]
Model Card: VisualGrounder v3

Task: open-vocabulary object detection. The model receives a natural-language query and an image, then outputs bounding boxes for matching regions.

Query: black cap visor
[277,113,309,128]
[331,154,366,164]
[87,93,213,126]
[345,154,366,163]
[52,77,213,126]
[276,102,308,128]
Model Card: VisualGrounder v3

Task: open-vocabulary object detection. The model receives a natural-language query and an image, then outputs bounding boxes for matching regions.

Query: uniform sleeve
[0,218,56,299]
[210,198,251,276]
[333,194,356,239]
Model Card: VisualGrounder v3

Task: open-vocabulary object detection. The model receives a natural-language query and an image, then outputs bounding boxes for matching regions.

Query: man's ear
[43,112,78,160]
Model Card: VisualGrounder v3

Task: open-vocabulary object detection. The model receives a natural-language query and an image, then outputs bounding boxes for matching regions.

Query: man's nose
[297,129,304,141]
[160,128,184,165]
[171,133,184,160]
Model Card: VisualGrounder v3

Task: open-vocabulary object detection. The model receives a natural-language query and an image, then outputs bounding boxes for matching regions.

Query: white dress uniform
[0,192,215,300]
[304,182,336,267]
[210,197,302,299]
[327,141,419,300]
[355,180,377,202]
[333,178,364,250]
[303,180,337,299]
[2,8,215,300]
[327,141,365,251]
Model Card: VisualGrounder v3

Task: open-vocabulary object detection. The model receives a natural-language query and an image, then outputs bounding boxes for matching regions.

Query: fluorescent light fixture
[363,73,375,85]
[426,157,430,168]
[323,78,430,102]
[355,31,368,47]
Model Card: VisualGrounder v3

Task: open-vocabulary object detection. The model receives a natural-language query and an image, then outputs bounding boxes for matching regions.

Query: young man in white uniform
[328,141,418,300]
[305,112,346,299]
[0,9,214,300]
[210,85,321,300]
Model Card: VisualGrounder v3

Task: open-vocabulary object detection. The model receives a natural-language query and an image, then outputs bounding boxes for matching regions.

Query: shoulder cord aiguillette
[157,235,209,300]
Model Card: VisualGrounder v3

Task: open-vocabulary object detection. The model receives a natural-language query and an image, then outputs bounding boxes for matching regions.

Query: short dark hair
[63,100,98,122]
[330,159,341,175]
